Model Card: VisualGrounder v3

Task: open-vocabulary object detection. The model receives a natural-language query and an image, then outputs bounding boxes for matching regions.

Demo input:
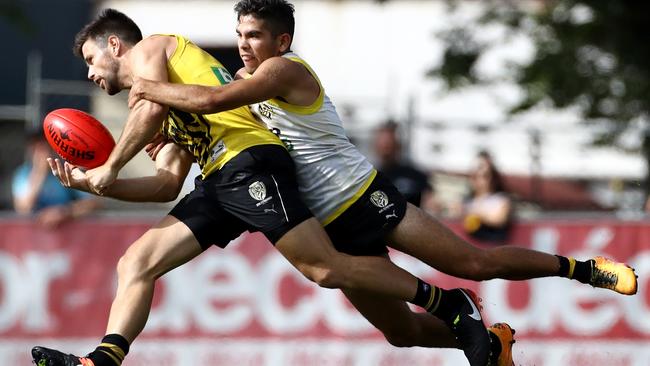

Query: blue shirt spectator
[12,131,102,228]
[13,164,92,210]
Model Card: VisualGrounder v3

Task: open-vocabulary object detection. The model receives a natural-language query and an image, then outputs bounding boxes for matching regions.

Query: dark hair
[73,8,143,58]
[234,0,295,39]
[477,150,505,193]
[378,119,399,132]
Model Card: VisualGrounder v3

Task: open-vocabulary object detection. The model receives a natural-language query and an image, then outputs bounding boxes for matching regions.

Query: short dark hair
[73,8,143,58]
[234,0,295,39]
[378,119,399,133]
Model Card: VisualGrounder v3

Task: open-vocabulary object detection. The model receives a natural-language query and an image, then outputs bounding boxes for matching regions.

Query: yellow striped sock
[98,343,125,361]
[96,342,126,366]
[567,257,577,279]
[428,287,443,313]
[97,350,121,366]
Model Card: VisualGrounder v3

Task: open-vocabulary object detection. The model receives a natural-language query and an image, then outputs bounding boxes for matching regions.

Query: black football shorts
[170,144,313,249]
[324,172,407,256]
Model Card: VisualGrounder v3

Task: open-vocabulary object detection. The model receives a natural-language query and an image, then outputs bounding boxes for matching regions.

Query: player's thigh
[274,217,339,270]
[121,215,204,279]
[386,203,486,276]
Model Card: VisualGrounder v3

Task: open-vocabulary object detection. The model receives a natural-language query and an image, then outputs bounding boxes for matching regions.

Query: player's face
[237,15,286,74]
[81,39,121,95]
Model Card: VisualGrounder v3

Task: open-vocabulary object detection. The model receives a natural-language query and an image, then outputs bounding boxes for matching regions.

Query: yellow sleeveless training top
[161,34,283,178]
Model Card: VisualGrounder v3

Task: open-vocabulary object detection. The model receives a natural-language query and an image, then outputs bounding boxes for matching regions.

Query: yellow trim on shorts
[322,170,377,226]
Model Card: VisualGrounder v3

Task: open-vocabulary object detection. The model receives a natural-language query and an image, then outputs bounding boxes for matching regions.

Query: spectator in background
[12,130,102,228]
[373,120,439,212]
[457,151,513,243]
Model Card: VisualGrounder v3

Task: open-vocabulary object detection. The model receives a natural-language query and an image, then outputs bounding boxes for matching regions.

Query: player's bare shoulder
[131,35,177,61]
[259,56,319,103]
[263,56,307,77]
[128,35,176,83]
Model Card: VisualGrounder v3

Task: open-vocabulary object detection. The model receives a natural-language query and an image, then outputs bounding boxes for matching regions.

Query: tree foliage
[0,2,34,36]
[431,0,650,188]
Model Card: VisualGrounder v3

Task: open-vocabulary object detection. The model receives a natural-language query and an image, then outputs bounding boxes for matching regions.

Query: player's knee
[460,251,495,281]
[297,264,344,289]
[116,253,140,282]
[117,244,157,282]
[377,315,433,348]
[383,330,417,348]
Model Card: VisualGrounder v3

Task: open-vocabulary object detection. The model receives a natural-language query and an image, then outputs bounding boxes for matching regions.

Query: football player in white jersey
[126,1,637,365]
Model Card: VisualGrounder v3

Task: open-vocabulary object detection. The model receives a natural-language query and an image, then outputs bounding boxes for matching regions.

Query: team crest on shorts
[249,181,267,201]
[370,190,389,208]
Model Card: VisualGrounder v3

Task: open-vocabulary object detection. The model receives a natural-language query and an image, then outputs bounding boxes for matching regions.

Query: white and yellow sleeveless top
[246,52,375,224]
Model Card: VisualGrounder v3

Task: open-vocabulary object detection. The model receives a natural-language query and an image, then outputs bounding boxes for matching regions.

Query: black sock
[572,259,594,284]
[411,278,437,309]
[429,288,464,324]
[556,255,593,284]
[410,279,460,323]
[87,334,129,366]
[556,255,571,277]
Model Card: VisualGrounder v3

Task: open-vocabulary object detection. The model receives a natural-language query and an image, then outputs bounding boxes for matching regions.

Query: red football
[43,108,115,169]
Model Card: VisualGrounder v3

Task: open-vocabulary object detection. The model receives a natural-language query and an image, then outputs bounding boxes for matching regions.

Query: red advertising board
[1,218,648,365]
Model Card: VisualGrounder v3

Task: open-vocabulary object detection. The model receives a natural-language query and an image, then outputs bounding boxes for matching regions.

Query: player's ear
[278,33,292,53]
[107,35,120,55]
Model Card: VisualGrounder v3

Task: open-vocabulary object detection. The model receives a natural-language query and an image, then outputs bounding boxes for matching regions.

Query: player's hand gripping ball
[43,108,115,169]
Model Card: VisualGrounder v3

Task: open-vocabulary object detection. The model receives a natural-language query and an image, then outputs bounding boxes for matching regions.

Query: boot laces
[592,267,617,289]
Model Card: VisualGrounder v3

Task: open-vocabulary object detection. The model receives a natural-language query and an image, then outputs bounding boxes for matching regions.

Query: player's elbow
[157,182,183,202]
[149,102,169,120]
[151,177,183,202]
[137,99,168,122]
[154,192,177,203]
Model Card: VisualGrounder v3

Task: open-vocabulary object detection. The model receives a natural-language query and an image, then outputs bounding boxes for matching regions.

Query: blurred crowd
[6,117,650,241]
[372,120,513,245]
[10,130,102,228]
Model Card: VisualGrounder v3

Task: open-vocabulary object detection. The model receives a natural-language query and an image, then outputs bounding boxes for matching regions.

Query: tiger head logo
[248,181,267,201]
[370,190,389,208]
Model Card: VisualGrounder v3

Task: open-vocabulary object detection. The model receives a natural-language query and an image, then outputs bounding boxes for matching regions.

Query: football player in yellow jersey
[126,1,639,365]
[32,7,508,366]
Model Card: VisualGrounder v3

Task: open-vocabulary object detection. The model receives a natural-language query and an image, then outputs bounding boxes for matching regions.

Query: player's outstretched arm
[86,36,171,195]
[103,142,193,202]
[128,57,301,114]
[49,143,193,202]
